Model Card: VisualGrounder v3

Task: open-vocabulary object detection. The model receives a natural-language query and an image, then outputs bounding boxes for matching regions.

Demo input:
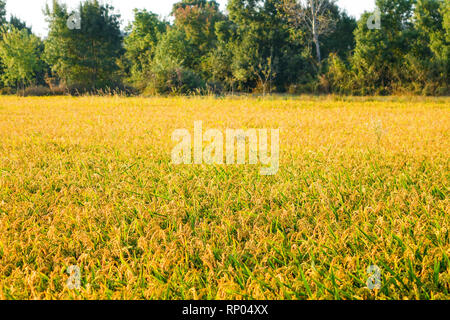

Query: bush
[0,87,13,95]
[18,85,54,96]
[145,64,206,95]
[65,83,138,96]
[326,54,353,95]
[287,82,319,95]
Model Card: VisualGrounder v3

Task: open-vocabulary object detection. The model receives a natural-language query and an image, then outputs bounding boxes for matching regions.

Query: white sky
[5,0,376,37]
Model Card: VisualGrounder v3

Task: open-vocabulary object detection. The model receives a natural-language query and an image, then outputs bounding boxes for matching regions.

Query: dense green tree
[1,13,50,90]
[0,26,43,90]
[124,9,167,88]
[404,0,449,94]
[201,20,236,91]
[172,0,224,63]
[142,0,225,94]
[8,15,32,34]
[321,7,357,60]
[147,26,205,94]
[349,0,416,94]
[0,0,5,27]
[227,0,311,92]
[44,0,123,91]
[0,0,6,87]
[0,0,444,96]
[327,0,448,95]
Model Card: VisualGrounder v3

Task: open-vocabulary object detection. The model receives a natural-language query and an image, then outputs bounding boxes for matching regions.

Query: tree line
[0,0,448,96]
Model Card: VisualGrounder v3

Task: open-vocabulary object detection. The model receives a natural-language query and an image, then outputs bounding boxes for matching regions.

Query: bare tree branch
[280,0,337,65]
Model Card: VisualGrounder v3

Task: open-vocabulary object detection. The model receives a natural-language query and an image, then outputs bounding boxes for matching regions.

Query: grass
[0,95,448,300]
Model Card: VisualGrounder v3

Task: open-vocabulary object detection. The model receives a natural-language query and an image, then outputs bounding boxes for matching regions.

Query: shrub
[0,87,12,95]
[17,85,62,97]
[145,61,206,95]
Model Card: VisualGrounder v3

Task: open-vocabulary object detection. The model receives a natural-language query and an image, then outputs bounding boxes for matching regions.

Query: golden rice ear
[0,95,446,300]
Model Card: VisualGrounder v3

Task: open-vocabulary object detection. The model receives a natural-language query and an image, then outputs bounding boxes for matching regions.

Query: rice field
[0,95,448,300]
